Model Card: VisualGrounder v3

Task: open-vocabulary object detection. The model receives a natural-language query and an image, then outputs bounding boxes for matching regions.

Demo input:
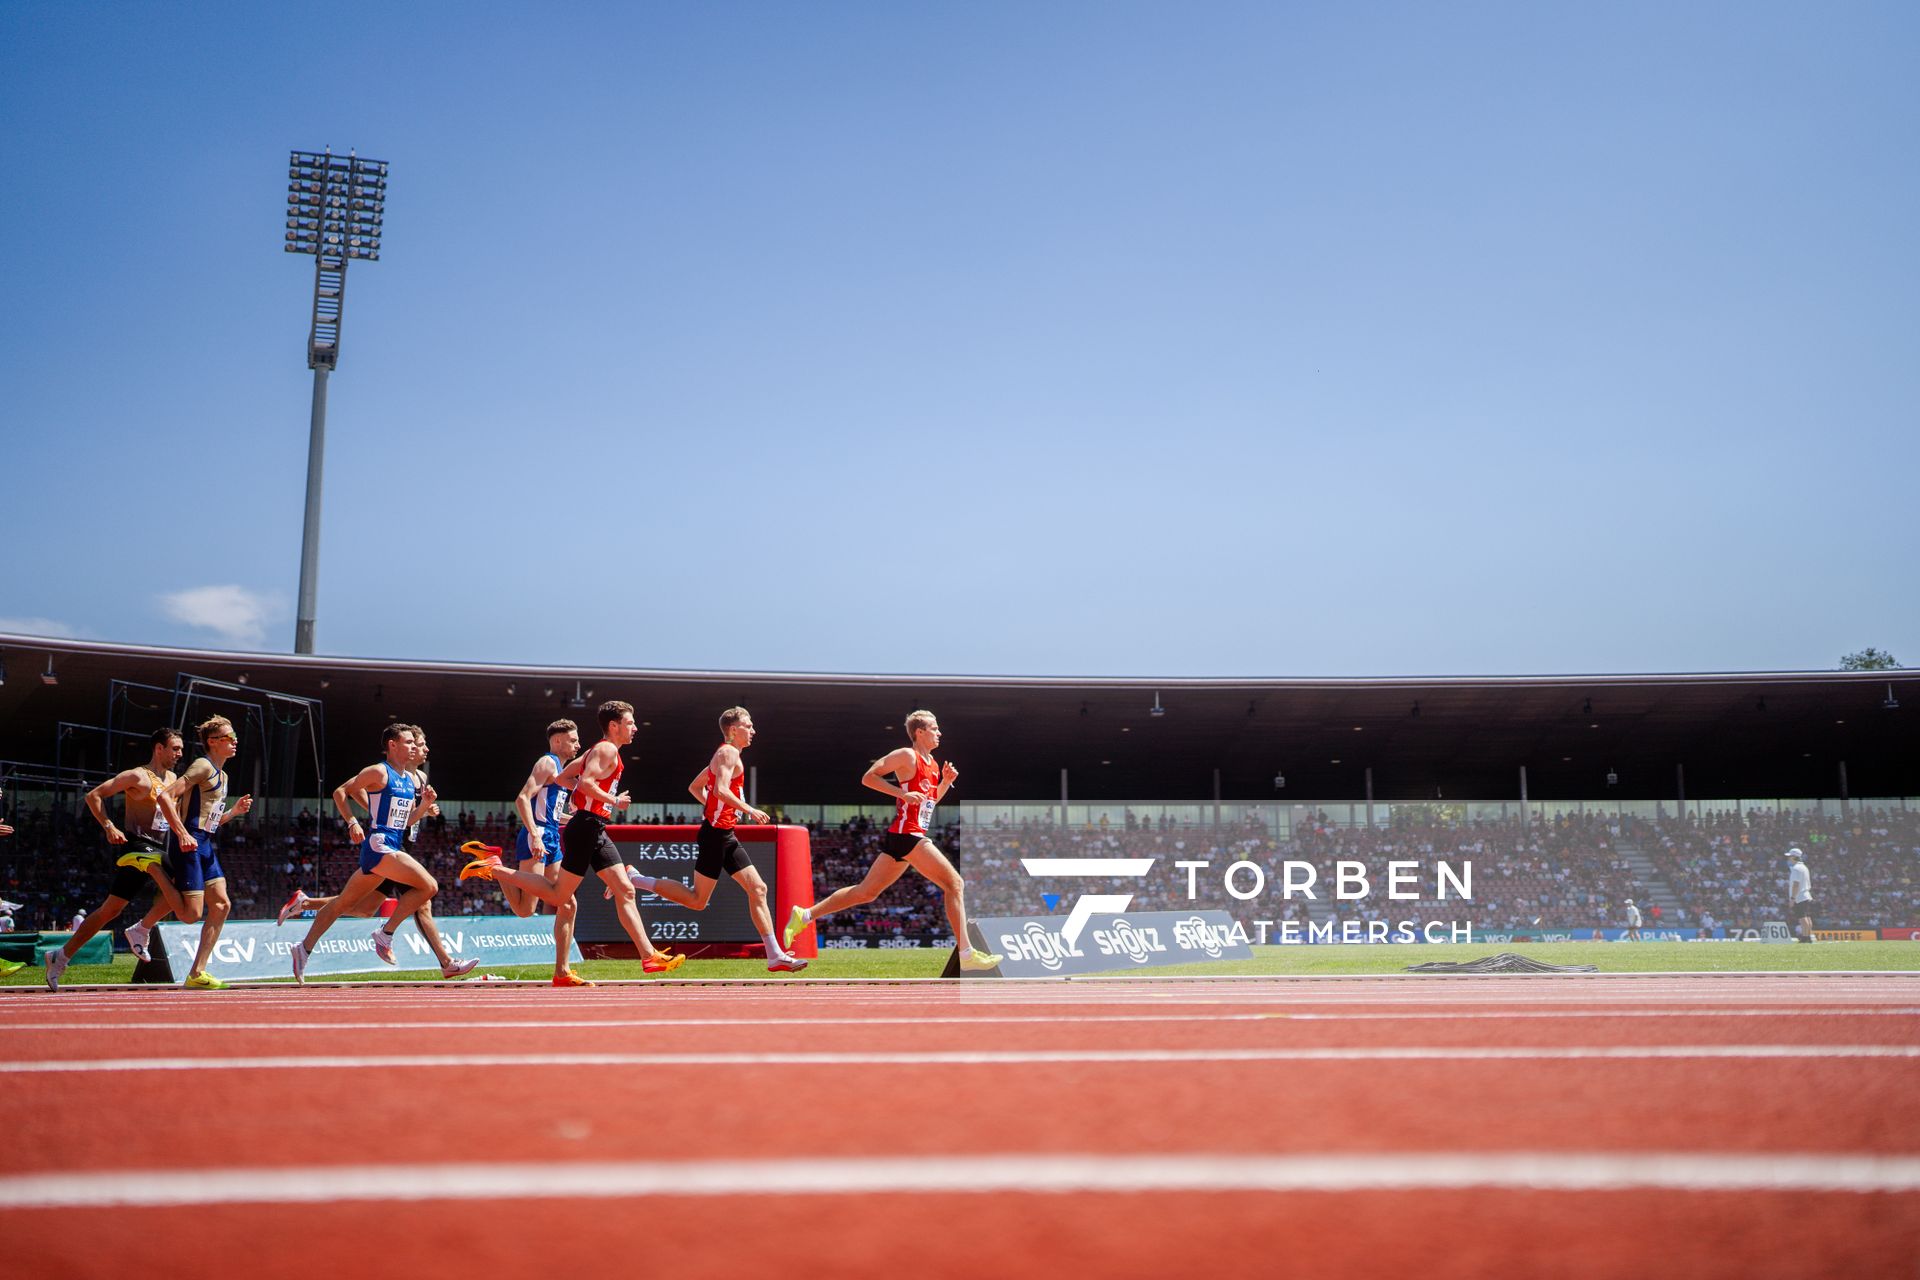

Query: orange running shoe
[459,854,503,882]
[552,969,595,988]
[459,840,504,858]
[641,952,686,975]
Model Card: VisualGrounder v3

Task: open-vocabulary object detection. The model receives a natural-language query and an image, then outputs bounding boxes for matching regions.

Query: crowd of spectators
[2,796,1915,942]
[1643,807,1920,930]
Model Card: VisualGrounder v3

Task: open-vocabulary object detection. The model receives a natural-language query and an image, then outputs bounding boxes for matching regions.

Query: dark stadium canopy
[1,633,1913,805]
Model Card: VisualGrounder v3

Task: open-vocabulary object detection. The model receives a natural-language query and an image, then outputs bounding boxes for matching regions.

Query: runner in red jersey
[782,709,1002,971]
[460,700,682,983]
[625,706,805,972]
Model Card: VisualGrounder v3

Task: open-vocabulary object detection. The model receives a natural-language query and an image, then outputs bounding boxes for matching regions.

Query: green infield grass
[5,939,1915,987]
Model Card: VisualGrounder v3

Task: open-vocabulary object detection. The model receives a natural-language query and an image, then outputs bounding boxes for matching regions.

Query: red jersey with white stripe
[699,767,737,831]
[571,752,624,819]
[888,751,940,837]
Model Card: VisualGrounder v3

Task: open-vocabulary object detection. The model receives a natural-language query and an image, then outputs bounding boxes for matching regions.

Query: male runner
[629,707,803,971]
[500,719,580,919]
[280,726,479,979]
[289,724,439,982]
[1623,899,1642,942]
[781,710,1001,971]
[123,716,254,989]
[46,728,193,991]
[461,701,683,985]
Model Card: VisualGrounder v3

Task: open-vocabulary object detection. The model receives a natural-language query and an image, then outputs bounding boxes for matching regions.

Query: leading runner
[782,710,1001,971]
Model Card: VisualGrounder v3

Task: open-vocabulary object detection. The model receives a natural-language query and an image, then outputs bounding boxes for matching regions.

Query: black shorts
[695,822,753,879]
[882,831,927,861]
[1794,900,1817,918]
[107,834,166,901]
[379,879,405,898]
[561,812,623,876]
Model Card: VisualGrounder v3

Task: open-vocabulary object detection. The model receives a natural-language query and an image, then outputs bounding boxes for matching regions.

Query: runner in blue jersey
[275,725,478,980]
[502,718,581,918]
[289,723,439,982]
[125,716,254,988]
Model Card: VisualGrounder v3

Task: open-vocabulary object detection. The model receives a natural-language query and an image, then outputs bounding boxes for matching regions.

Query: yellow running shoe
[184,971,228,990]
[781,904,809,952]
[958,949,1004,973]
[0,960,24,978]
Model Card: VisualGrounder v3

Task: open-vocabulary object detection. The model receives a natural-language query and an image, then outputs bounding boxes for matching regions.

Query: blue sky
[2,2,1914,676]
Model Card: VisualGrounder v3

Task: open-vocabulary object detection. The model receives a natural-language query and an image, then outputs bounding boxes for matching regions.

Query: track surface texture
[4,973,1916,1278]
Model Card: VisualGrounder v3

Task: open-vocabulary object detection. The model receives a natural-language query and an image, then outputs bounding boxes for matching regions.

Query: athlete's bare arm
[152,781,197,853]
[160,759,213,804]
[711,747,769,823]
[686,768,709,805]
[860,748,918,802]
[564,742,629,810]
[935,760,959,801]
[515,756,558,855]
[83,769,146,843]
[218,795,254,827]
[334,763,390,840]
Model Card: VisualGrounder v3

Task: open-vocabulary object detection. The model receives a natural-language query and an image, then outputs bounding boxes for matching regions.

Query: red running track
[2,974,1916,1278]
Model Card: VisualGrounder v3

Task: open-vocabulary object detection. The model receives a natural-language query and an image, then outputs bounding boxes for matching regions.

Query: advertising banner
[156,915,581,983]
[1880,927,1920,941]
[1814,929,1877,942]
[960,910,1252,978]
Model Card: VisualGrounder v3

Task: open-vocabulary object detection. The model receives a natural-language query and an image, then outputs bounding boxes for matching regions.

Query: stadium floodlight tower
[284,147,388,654]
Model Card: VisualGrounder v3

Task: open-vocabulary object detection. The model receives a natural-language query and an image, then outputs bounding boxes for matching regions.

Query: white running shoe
[45,949,69,992]
[370,926,395,964]
[440,958,479,979]
[767,955,809,973]
[125,922,152,962]
[290,942,308,984]
[276,889,308,926]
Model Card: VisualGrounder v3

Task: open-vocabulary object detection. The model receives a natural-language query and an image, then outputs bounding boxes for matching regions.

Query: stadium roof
[1,633,1913,805]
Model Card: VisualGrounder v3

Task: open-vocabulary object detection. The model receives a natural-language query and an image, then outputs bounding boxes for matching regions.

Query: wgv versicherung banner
[155,915,582,982]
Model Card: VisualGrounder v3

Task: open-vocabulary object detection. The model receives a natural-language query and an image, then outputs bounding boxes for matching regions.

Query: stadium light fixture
[1149,692,1165,718]
[1606,768,1619,787]
[40,656,57,687]
[285,147,390,655]
[1884,683,1900,711]
[1272,771,1285,790]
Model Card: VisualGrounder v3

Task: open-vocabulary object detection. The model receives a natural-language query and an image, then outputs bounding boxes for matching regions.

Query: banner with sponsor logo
[1880,927,1920,941]
[155,915,581,983]
[956,910,1252,978]
[1814,929,1877,942]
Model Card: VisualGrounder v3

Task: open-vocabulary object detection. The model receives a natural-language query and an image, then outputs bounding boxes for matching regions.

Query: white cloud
[158,585,282,648]
[0,617,85,638]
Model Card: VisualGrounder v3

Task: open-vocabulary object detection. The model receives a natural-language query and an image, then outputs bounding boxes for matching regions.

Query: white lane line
[2,1151,1918,1209]
[0,1013,1278,1031]
[3,1045,1916,1074]
[3,1008,1917,1032]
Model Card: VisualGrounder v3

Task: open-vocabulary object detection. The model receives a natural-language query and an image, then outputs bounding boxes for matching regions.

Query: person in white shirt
[1622,899,1642,941]
[1784,848,1815,943]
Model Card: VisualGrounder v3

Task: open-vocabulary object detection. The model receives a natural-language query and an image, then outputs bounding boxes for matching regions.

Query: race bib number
[388,796,414,830]
[917,797,936,828]
[199,800,226,833]
[152,814,170,835]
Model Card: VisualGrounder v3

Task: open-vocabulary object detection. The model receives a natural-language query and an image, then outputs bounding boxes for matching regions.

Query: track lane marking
[2,1151,1918,1208]
[3,1045,1916,1073]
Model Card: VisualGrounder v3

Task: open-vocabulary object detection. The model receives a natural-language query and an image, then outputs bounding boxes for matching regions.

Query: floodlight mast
[284,147,388,654]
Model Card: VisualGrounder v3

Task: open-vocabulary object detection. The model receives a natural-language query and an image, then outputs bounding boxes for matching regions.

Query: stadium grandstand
[1,632,1913,944]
